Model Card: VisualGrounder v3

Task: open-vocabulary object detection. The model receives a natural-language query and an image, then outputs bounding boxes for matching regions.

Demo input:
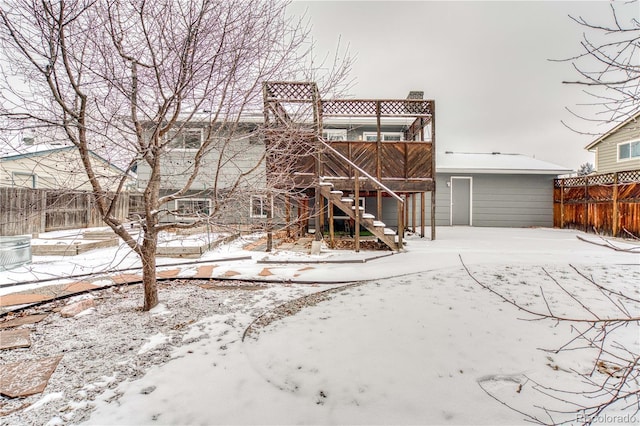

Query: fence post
[40,190,46,233]
[86,192,92,228]
[560,179,565,229]
[612,172,619,237]
[584,176,589,232]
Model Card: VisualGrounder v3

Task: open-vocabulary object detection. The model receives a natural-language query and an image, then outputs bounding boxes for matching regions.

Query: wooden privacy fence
[0,187,130,236]
[554,169,640,238]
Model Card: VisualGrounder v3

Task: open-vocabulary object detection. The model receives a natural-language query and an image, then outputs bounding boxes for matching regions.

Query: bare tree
[461,257,639,425]
[559,0,640,132]
[0,0,350,310]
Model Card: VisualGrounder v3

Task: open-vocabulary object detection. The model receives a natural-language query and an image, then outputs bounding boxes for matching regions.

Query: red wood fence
[554,169,640,238]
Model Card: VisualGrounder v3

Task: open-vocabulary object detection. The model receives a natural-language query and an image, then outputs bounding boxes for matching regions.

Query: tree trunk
[141,229,159,311]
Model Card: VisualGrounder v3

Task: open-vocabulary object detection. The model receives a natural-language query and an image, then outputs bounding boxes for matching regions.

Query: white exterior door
[450,177,472,226]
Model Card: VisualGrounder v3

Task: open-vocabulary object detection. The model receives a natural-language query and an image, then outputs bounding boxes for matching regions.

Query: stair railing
[317,136,404,249]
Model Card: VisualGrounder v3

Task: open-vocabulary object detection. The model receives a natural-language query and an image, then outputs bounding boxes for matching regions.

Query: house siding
[0,150,125,191]
[592,119,640,173]
[137,138,266,191]
[377,173,555,229]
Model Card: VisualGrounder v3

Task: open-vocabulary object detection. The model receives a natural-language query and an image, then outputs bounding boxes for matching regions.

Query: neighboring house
[585,110,640,173]
[0,144,130,191]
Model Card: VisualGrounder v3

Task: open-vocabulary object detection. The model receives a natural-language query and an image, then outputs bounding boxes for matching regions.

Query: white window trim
[617,139,640,162]
[166,128,204,151]
[363,131,404,142]
[12,172,37,188]
[449,176,473,226]
[174,198,211,217]
[250,195,273,219]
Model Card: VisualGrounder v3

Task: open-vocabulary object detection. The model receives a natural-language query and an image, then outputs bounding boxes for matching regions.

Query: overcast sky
[287,1,636,169]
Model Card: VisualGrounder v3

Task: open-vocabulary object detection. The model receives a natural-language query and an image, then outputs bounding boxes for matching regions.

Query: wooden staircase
[318,177,400,251]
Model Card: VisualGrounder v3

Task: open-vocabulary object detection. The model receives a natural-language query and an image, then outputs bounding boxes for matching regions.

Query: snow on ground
[0,227,638,425]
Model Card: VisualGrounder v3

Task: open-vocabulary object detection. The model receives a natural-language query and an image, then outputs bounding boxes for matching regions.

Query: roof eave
[585,110,640,151]
[436,168,573,175]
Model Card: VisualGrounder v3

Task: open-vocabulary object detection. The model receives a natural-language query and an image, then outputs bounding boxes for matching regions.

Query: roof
[436,152,573,175]
[585,110,640,151]
[0,144,128,174]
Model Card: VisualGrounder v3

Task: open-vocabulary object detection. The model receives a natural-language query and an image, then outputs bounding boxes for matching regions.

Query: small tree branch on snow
[459,256,639,425]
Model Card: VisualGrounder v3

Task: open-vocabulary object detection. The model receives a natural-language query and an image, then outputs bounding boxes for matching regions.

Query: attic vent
[406,91,424,100]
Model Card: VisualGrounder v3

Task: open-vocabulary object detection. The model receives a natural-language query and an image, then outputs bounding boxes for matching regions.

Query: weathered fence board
[554,169,640,238]
[0,188,130,236]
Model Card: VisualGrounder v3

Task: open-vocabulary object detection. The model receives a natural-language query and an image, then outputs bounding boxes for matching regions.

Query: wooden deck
[268,138,434,192]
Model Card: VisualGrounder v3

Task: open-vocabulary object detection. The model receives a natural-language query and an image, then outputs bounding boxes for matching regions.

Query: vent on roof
[22,137,34,146]
[491,152,501,155]
[406,91,424,100]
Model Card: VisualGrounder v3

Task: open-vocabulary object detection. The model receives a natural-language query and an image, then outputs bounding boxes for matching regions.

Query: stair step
[362,213,374,219]
[384,228,396,235]
[319,182,334,187]
[341,198,354,203]
[330,190,343,195]
[373,220,385,227]
[352,206,364,211]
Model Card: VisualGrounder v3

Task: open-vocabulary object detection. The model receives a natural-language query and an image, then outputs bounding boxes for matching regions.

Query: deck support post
[328,200,335,248]
[411,193,417,232]
[431,189,436,240]
[314,186,322,241]
[354,170,360,253]
[421,191,426,238]
[285,194,291,238]
[397,195,404,250]
[266,192,273,252]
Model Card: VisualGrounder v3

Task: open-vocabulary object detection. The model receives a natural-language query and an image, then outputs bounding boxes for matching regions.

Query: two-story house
[136,83,436,250]
[585,110,640,173]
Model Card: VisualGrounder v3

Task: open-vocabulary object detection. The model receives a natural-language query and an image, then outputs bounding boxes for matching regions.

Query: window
[322,129,347,141]
[174,198,211,217]
[618,140,640,161]
[250,195,272,218]
[167,129,203,150]
[12,172,36,188]
[363,132,404,142]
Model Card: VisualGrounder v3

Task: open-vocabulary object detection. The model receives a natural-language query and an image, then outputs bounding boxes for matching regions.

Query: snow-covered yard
[1,227,638,425]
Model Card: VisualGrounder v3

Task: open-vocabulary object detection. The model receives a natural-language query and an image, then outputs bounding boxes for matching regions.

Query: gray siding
[593,120,640,173]
[381,173,556,229]
[468,174,555,227]
[137,138,266,191]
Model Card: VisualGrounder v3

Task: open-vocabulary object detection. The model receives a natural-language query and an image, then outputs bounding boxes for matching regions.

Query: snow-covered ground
[1,227,638,425]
